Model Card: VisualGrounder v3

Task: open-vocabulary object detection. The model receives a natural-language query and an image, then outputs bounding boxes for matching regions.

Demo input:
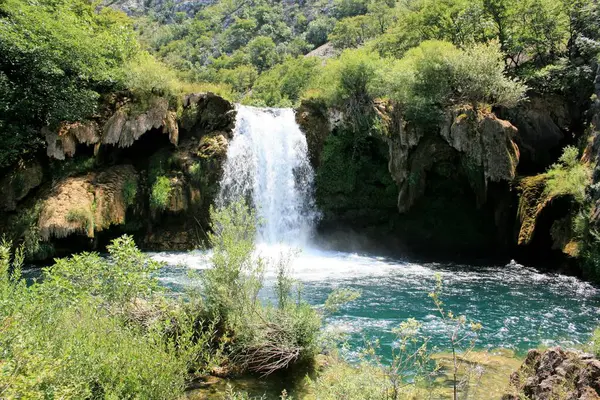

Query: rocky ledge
[504,347,600,400]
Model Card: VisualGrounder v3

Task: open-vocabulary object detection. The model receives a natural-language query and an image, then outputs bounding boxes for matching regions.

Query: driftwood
[233,319,303,376]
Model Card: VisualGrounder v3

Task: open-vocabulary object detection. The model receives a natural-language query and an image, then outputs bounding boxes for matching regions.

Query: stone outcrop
[45,121,101,160]
[387,105,519,213]
[498,94,573,173]
[2,90,237,258]
[295,99,334,168]
[102,97,178,148]
[180,92,236,138]
[38,165,139,241]
[45,96,179,160]
[0,161,44,212]
[516,174,551,246]
[585,64,600,229]
[504,347,600,400]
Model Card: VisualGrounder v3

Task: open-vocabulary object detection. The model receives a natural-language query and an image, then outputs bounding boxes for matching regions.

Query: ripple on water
[151,246,600,357]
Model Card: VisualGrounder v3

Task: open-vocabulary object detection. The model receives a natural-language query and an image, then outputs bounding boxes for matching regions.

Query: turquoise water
[153,245,600,358]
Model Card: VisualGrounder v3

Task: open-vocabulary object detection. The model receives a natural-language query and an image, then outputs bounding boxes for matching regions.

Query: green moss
[315,127,397,224]
[123,179,138,208]
[66,208,94,236]
[150,176,172,211]
[517,174,550,246]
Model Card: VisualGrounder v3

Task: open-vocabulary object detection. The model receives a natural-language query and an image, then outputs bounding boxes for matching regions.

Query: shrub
[307,48,383,106]
[41,235,161,305]
[374,40,527,123]
[306,17,337,47]
[545,146,591,203]
[246,56,319,107]
[0,237,188,399]
[201,201,358,375]
[150,175,173,210]
[123,178,138,207]
[247,36,278,72]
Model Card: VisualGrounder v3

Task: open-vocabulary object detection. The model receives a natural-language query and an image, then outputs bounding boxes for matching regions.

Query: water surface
[153,245,600,358]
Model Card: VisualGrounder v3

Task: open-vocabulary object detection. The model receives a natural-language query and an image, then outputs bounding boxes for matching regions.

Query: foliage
[376,40,527,122]
[247,56,319,107]
[306,17,337,47]
[201,201,359,375]
[324,288,362,314]
[150,175,173,210]
[545,146,591,203]
[42,235,162,304]
[589,327,600,358]
[0,0,139,168]
[123,178,138,207]
[0,237,191,399]
[247,36,278,72]
[429,274,482,400]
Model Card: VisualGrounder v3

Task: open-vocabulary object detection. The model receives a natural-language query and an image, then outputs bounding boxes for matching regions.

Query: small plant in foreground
[430,274,483,400]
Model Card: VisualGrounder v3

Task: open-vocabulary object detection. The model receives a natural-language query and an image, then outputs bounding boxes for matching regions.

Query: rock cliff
[0,92,235,260]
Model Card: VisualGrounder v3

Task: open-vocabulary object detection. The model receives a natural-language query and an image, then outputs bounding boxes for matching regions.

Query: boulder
[0,161,44,212]
[38,165,139,241]
[505,347,600,400]
[388,105,519,213]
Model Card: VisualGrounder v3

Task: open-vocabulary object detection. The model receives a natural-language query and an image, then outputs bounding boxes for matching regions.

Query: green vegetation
[545,146,591,203]
[123,178,138,207]
[150,175,173,210]
[0,203,364,397]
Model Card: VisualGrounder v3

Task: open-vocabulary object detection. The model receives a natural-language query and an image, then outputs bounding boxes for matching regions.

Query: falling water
[217,105,319,246]
[155,107,600,360]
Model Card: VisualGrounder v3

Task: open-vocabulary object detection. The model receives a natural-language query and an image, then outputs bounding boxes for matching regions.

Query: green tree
[0,0,140,168]
[247,36,278,72]
[306,17,337,47]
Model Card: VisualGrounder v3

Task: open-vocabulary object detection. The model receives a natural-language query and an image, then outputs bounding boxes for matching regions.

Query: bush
[0,237,189,399]
[307,48,383,106]
[545,146,591,203]
[306,17,337,47]
[375,40,527,123]
[246,56,319,106]
[201,201,357,375]
[150,175,173,210]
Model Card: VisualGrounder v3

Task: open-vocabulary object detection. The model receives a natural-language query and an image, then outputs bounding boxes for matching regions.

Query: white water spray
[217,105,319,246]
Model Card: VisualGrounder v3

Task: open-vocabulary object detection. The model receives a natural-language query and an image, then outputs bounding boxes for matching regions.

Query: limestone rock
[102,97,178,148]
[585,64,600,228]
[46,96,178,160]
[0,161,44,212]
[440,106,519,184]
[93,165,139,231]
[498,94,571,172]
[505,347,600,400]
[387,105,519,213]
[38,165,139,241]
[45,121,100,160]
[516,174,551,246]
[38,176,95,240]
[181,92,236,138]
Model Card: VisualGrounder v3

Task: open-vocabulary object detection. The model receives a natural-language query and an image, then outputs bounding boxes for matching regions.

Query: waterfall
[217,105,319,246]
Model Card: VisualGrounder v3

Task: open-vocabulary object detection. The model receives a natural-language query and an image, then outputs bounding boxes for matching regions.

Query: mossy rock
[517,174,551,246]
